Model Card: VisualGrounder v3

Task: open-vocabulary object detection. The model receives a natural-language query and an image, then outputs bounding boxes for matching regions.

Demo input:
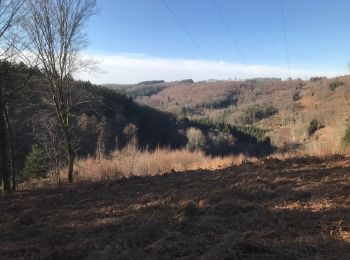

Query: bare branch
[23,0,98,182]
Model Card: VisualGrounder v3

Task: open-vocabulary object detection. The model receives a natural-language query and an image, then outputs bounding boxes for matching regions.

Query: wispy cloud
[76,52,344,84]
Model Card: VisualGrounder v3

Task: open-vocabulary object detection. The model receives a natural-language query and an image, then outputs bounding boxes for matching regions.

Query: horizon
[101,74,347,86]
[77,0,350,84]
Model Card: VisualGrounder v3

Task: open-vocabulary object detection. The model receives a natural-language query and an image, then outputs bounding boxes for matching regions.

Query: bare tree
[0,0,27,192]
[0,0,25,59]
[23,0,98,182]
[32,111,65,184]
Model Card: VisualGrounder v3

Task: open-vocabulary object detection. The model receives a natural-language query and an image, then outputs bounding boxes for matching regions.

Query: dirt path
[1,155,350,259]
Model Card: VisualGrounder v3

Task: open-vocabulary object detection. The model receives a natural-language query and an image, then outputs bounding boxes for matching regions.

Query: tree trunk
[64,125,75,183]
[67,151,74,183]
[5,106,16,190]
[53,100,76,183]
[11,168,17,191]
[0,105,10,192]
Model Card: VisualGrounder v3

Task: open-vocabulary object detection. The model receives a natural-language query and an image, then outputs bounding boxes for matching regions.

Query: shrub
[342,117,350,145]
[308,119,318,136]
[292,92,301,102]
[329,80,344,91]
[343,127,350,145]
[123,123,138,140]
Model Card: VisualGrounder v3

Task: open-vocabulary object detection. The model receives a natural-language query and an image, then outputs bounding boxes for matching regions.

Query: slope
[120,76,350,153]
[1,155,350,259]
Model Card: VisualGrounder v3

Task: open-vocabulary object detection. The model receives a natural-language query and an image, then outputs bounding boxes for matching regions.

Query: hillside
[3,1,350,259]
[3,64,274,185]
[1,155,350,259]
[113,76,350,154]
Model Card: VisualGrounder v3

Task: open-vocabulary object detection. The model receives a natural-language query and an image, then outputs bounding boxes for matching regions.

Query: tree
[123,123,138,143]
[208,130,236,154]
[96,117,111,159]
[0,0,25,59]
[32,111,65,184]
[0,62,35,191]
[186,127,206,151]
[22,145,48,180]
[0,0,28,192]
[24,0,98,182]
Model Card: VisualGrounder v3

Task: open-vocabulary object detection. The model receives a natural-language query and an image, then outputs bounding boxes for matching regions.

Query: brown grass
[52,140,342,184]
[70,144,249,182]
[22,143,341,190]
[2,155,350,259]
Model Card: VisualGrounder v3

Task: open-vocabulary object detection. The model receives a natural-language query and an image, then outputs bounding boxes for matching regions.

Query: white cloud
[76,52,345,84]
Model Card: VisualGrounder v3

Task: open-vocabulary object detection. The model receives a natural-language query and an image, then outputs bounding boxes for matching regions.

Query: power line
[161,0,222,77]
[212,0,248,67]
[280,0,291,79]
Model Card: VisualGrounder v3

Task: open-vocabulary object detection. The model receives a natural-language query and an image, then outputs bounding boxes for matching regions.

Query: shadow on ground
[1,155,350,259]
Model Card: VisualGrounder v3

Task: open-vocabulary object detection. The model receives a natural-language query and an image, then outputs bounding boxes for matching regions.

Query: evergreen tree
[308,119,318,136]
[22,145,48,180]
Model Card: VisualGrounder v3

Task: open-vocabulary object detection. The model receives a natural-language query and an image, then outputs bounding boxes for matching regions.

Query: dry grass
[2,155,350,259]
[23,143,342,190]
[55,140,343,184]
[267,148,343,161]
[70,143,249,182]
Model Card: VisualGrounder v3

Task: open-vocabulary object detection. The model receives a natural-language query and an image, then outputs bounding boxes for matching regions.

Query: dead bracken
[1,155,350,259]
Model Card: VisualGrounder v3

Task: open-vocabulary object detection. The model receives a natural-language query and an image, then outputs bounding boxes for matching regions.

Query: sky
[78,0,350,84]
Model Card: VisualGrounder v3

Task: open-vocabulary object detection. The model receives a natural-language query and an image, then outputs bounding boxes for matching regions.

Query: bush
[329,80,344,91]
[308,119,318,136]
[123,123,138,140]
[292,92,301,102]
[22,145,48,180]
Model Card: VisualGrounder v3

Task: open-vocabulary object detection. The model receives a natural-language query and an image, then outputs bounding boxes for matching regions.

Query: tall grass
[54,139,343,184]
[67,142,248,182]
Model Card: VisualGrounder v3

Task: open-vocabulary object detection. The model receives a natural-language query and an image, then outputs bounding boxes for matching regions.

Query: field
[1,155,350,259]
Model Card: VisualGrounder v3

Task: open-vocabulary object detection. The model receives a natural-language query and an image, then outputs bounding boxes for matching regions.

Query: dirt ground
[1,155,350,259]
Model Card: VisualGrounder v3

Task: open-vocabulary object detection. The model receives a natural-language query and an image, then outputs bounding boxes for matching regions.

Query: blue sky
[79,0,350,84]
